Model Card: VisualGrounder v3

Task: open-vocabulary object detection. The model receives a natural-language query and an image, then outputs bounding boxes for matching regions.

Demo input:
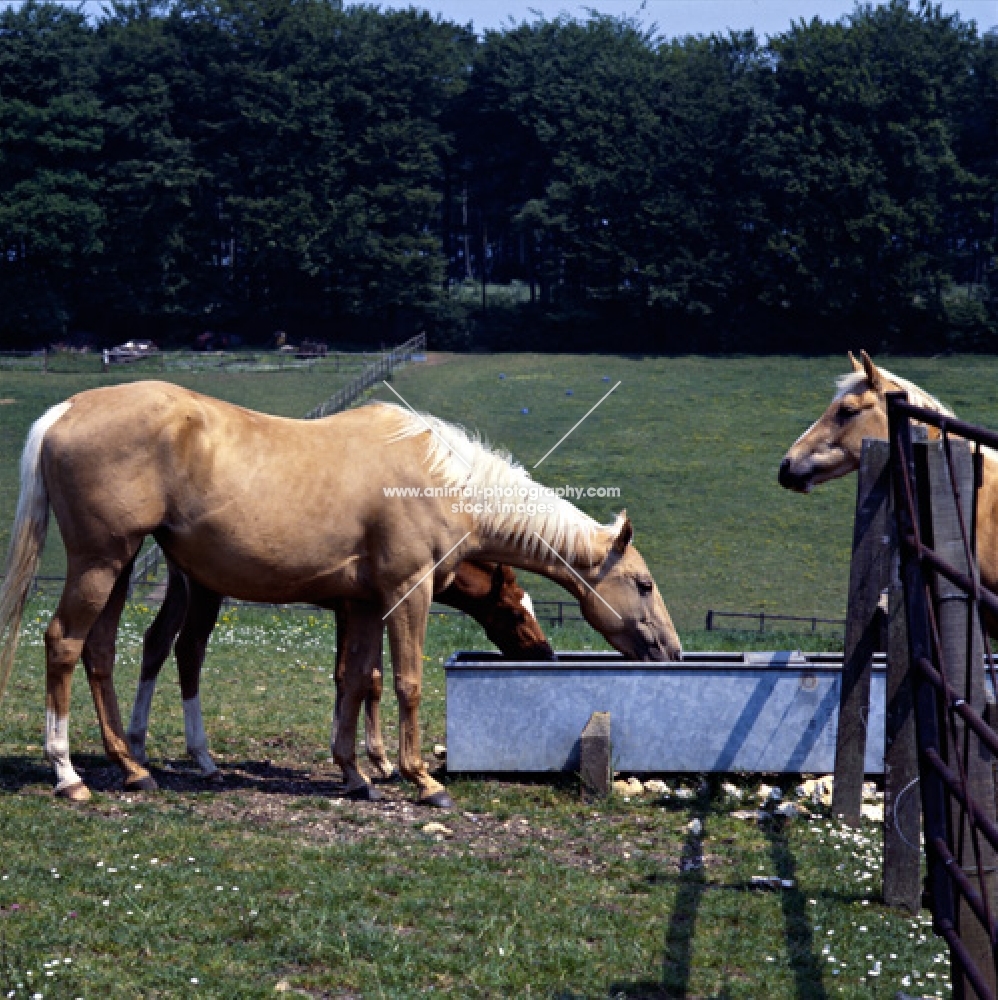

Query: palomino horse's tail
[0,401,72,703]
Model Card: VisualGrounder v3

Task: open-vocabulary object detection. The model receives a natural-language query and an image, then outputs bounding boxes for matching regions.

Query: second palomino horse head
[778,350,998,633]
[0,383,680,807]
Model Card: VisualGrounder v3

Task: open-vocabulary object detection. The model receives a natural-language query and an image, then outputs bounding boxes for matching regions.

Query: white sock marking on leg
[45,710,82,792]
[183,696,218,776]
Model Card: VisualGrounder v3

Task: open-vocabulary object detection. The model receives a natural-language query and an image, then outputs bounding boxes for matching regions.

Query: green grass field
[0,599,946,999]
[370,352,998,637]
[2,352,988,997]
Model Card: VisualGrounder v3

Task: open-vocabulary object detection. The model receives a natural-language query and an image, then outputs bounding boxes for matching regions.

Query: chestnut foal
[125,557,555,793]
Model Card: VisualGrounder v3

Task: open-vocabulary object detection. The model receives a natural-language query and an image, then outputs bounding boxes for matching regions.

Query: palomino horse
[0,383,681,806]
[778,350,998,629]
[125,557,554,790]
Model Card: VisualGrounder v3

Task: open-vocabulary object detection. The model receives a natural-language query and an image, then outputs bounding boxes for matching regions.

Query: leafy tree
[0,2,103,344]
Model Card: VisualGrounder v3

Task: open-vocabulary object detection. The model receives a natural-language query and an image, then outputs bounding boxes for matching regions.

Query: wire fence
[704,609,846,634]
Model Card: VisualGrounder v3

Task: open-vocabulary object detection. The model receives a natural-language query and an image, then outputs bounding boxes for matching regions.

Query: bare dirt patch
[70,756,689,874]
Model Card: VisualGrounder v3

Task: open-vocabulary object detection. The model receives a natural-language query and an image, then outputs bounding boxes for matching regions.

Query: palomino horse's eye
[636,578,654,596]
[837,403,860,422]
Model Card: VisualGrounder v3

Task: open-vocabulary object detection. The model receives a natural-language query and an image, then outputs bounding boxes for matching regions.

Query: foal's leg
[127,561,189,763]
[363,658,397,781]
[333,608,395,781]
[330,602,384,800]
[384,580,450,808]
[173,580,223,777]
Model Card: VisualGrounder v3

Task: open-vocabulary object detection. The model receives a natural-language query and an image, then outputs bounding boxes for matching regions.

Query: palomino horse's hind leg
[384,580,451,808]
[127,560,189,764]
[80,560,158,793]
[43,558,149,801]
[332,608,395,782]
[173,579,223,777]
[331,603,384,800]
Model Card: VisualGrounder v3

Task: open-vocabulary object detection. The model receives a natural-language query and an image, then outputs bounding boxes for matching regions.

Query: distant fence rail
[0,348,385,376]
[20,575,586,629]
[303,332,426,419]
[705,609,846,633]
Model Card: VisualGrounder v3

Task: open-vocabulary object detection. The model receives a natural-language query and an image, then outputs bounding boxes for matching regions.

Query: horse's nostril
[778,458,804,490]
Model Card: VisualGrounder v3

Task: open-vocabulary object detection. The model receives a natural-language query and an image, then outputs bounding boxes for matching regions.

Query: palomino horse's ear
[613,513,634,553]
[848,351,863,373]
[860,349,883,391]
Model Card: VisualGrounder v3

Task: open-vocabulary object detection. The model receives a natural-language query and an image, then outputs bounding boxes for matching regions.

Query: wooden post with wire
[832,440,893,824]
[832,437,922,912]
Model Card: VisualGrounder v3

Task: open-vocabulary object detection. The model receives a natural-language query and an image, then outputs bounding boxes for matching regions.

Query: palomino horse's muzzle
[777,456,812,493]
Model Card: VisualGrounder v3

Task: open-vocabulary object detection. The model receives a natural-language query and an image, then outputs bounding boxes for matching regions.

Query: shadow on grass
[0,752,354,798]
[606,794,830,1000]
[763,822,829,1000]
[606,790,713,999]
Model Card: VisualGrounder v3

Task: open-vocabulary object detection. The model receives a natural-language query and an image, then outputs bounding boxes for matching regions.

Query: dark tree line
[0,0,995,351]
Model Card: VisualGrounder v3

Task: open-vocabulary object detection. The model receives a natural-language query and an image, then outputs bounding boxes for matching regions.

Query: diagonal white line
[533,381,622,469]
[382,381,472,470]
[531,531,622,620]
[382,532,471,621]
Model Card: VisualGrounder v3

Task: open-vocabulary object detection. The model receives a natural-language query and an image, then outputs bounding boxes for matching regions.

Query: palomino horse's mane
[379,403,622,564]
[835,368,955,418]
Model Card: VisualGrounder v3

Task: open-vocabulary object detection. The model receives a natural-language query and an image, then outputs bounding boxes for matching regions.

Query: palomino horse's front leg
[331,603,384,799]
[333,607,396,782]
[127,560,189,765]
[384,580,451,808]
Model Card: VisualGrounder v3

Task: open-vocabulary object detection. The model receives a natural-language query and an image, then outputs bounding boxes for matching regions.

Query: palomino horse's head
[579,516,683,662]
[778,350,898,493]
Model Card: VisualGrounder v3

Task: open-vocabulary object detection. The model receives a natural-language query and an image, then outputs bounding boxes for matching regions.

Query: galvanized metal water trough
[444,650,886,775]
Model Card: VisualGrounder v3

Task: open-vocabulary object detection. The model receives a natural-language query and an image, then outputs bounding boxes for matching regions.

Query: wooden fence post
[883,525,922,912]
[832,439,893,825]
[923,439,998,1000]
[579,711,611,797]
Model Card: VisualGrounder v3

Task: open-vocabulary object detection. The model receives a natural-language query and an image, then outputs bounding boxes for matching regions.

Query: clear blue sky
[8,0,998,36]
[355,0,997,38]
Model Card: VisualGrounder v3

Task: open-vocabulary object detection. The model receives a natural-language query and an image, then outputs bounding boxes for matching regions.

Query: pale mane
[378,403,621,564]
[835,368,955,418]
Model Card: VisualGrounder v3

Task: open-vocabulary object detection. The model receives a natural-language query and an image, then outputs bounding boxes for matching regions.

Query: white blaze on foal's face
[520,591,535,619]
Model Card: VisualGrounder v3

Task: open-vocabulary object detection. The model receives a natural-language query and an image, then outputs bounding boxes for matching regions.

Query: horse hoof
[421,790,453,810]
[345,784,382,802]
[124,774,159,792]
[55,782,91,803]
[204,770,224,784]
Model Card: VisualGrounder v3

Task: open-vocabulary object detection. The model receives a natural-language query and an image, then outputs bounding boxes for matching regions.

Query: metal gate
[890,391,998,999]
